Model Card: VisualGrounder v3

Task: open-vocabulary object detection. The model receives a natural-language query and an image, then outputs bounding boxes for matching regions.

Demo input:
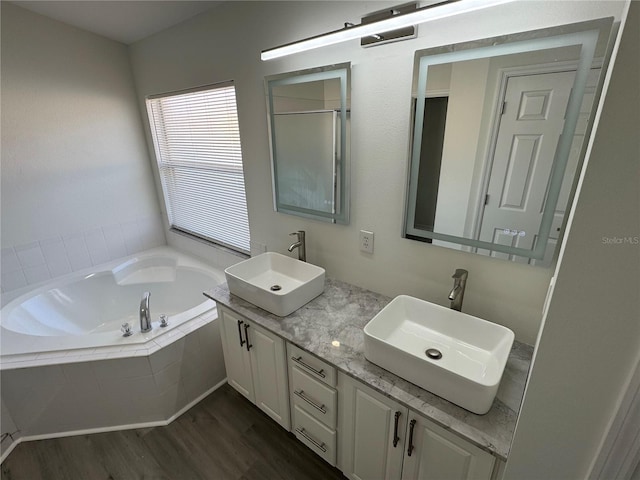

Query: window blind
[146,83,250,254]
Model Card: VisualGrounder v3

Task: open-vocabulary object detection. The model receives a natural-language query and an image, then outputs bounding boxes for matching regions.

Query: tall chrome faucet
[140,291,152,333]
[288,230,306,262]
[448,269,468,312]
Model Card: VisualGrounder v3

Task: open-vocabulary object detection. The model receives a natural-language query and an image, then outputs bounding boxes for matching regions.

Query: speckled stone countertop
[205,277,533,461]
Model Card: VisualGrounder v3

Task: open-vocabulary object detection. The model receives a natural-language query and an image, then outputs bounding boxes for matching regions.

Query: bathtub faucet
[140,291,152,333]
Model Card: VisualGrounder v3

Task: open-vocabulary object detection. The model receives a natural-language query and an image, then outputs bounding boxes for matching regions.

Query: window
[146,82,250,254]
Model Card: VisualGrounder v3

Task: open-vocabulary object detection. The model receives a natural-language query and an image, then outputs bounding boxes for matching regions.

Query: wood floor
[1,384,346,480]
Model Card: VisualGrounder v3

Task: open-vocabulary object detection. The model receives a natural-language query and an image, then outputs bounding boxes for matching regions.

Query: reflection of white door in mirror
[479,71,574,258]
[478,68,598,266]
[403,18,613,266]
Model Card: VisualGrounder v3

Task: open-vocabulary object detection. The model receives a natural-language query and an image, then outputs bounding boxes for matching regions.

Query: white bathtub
[0,247,226,363]
[0,247,232,455]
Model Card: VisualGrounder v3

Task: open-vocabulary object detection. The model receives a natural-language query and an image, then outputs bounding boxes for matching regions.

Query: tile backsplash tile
[23,265,51,285]
[41,238,73,278]
[1,248,22,274]
[63,234,93,271]
[84,228,110,266]
[120,221,143,255]
[1,268,28,292]
[0,215,166,294]
[102,224,128,260]
[15,243,46,268]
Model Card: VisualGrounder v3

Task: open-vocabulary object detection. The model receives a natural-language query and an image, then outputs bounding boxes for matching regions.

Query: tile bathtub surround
[0,215,166,294]
[0,316,225,439]
[206,279,534,461]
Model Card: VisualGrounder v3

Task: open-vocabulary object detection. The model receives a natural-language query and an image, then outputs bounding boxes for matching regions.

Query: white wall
[433,58,490,238]
[130,1,625,345]
[0,3,165,293]
[505,1,639,477]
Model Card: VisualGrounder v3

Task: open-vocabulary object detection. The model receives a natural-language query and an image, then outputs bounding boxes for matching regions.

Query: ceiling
[11,1,223,44]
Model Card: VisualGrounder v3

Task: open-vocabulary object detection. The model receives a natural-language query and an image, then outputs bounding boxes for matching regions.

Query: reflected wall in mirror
[404,20,613,266]
[266,63,350,224]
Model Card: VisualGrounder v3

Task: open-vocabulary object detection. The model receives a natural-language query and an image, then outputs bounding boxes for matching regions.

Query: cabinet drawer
[293,405,337,466]
[288,343,337,387]
[291,365,337,429]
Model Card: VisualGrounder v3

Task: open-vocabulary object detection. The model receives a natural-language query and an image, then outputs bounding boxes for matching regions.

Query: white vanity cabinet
[338,373,408,480]
[338,373,496,480]
[287,343,338,466]
[401,412,495,480]
[218,305,290,430]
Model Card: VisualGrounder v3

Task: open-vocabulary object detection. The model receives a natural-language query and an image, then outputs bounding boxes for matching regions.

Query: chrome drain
[270,285,282,291]
[425,348,442,360]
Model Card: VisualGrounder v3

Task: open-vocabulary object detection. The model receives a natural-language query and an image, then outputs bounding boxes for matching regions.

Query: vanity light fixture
[261,0,515,61]
[360,3,418,47]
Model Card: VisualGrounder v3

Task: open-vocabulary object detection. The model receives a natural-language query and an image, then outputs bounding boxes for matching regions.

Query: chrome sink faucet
[448,269,468,312]
[140,291,152,333]
[288,230,306,262]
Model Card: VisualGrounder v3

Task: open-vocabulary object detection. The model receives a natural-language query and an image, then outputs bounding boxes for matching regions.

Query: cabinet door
[218,307,255,402]
[249,322,291,430]
[402,413,495,480]
[338,373,407,480]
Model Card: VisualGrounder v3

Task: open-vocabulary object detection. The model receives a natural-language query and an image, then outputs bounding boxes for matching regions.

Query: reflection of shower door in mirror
[273,111,337,214]
[477,70,575,262]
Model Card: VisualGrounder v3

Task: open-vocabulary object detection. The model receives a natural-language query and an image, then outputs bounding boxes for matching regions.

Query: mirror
[266,63,350,224]
[404,19,613,266]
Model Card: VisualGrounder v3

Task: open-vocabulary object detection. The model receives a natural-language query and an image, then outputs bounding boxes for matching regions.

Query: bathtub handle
[244,324,252,351]
[236,320,246,347]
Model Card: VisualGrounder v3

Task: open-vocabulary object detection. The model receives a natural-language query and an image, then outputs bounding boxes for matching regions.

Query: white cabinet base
[402,414,495,480]
[339,373,407,480]
[218,306,290,431]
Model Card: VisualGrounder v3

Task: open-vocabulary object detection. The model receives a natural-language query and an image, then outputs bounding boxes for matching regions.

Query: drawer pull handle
[236,320,246,347]
[295,427,327,453]
[291,356,326,378]
[407,419,417,457]
[294,390,327,414]
[393,411,401,447]
[244,323,252,352]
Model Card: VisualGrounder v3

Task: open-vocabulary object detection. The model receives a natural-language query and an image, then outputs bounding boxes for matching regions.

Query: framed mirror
[404,19,613,266]
[266,63,350,224]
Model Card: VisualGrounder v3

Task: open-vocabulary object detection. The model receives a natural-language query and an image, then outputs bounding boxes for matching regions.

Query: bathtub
[0,247,230,458]
[0,246,226,363]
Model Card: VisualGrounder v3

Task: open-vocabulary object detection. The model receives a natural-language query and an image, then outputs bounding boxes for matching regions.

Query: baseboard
[0,437,21,465]
[0,378,227,464]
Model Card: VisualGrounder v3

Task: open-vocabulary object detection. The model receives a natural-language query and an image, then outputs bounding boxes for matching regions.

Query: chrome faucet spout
[140,291,152,333]
[288,231,306,262]
[287,242,301,252]
[448,285,461,301]
[448,269,468,312]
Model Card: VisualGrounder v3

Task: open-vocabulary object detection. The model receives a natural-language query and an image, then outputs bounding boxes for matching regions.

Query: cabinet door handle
[291,356,326,378]
[295,427,327,453]
[236,320,246,347]
[294,390,327,414]
[244,323,252,351]
[393,411,401,447]
[407,419,416,457]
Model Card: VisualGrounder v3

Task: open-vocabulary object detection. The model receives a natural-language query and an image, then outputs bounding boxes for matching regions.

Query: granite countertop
[205,277,533,461]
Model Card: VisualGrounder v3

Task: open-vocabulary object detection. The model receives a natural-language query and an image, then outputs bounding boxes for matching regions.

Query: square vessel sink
[224,252,325,317]
[364,295,514,414]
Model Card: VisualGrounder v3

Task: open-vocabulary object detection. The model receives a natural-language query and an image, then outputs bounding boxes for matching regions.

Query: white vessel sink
[224,252,325,317]
[364,295,514,414]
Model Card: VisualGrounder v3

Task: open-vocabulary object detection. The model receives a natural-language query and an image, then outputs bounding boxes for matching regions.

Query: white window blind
[146,82,250,254]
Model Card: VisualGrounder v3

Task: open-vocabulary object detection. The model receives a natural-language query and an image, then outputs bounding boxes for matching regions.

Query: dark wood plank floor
[1,384,346,480]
